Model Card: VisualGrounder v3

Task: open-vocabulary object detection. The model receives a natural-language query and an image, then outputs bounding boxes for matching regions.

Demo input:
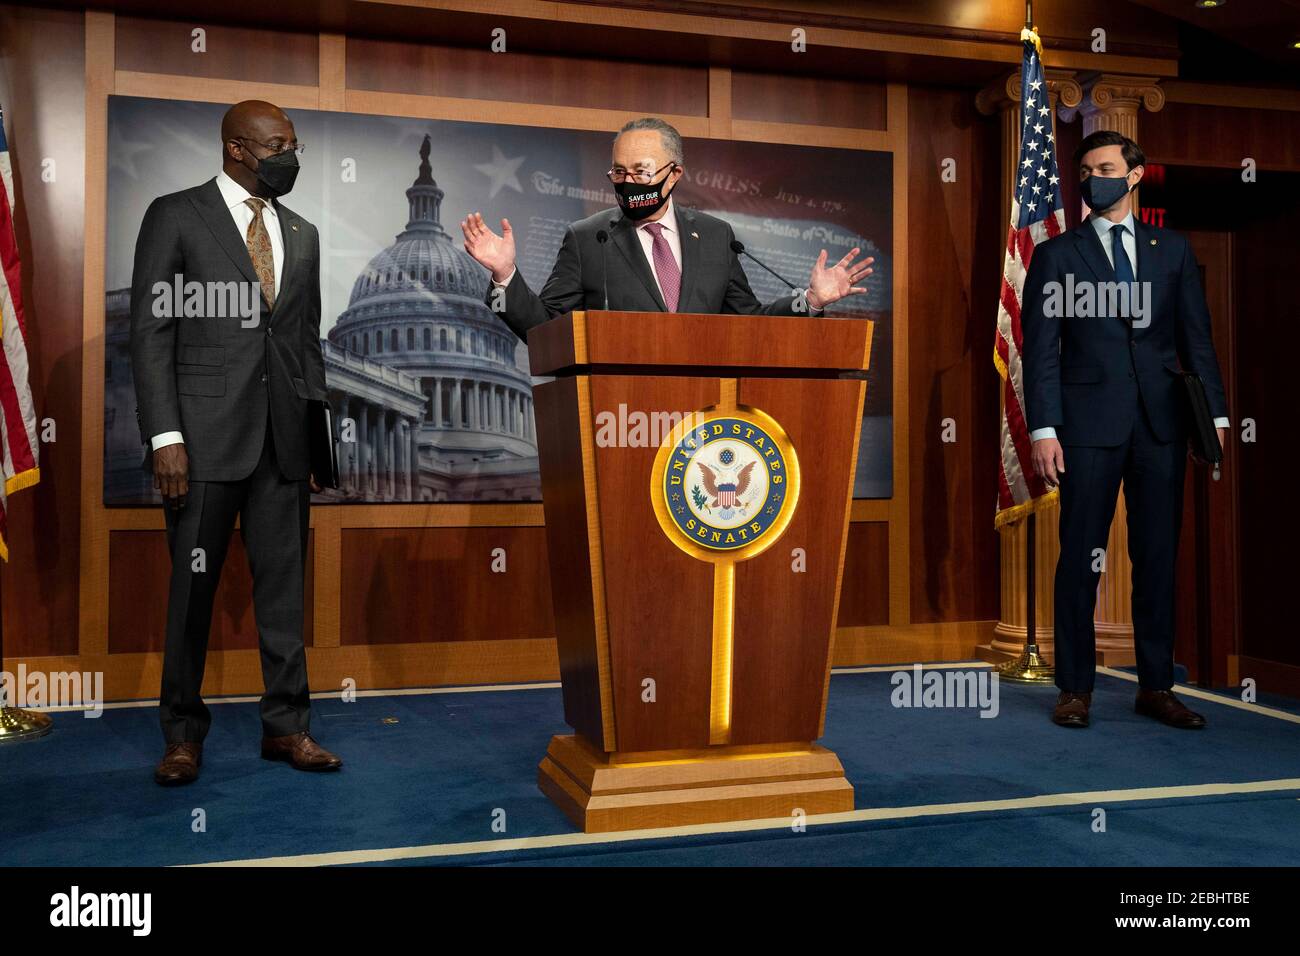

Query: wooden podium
[528,311,873,832]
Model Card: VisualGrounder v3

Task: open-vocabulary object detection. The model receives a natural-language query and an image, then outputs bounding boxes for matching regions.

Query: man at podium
[459,116,875,340]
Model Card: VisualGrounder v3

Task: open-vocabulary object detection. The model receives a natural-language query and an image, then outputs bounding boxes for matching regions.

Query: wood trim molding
[730,120,890,151]
[114,70,321,109]
[318,33,347,111]
[347,88,712,135]
[832,620,995,667]
[1229,655,1300,700]
[78,10,115,659]
[313,508,342,648]
[101,503,547,530]
[850,500,890,522]
[11,621,994,703]
[1163,80,1300,113]
[707,66,732,140]
[886,81,910,627]
[357,0,1179,76]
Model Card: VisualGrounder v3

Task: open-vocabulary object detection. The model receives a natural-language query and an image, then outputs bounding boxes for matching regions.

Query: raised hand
[806,247,874,311]
[460,212,516,283]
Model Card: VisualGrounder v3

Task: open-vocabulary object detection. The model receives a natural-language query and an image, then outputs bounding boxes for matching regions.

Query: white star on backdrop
[474,145,525,199]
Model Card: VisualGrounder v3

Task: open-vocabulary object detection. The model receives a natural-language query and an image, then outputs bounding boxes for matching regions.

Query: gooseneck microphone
[595,228,610,310]
[729,239,800,291]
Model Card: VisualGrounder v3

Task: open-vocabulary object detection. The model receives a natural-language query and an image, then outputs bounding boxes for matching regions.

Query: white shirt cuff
[491,268,516,289]
[1212,417,1229,429]
[151,431,184,451]
[1030,427,1057,442]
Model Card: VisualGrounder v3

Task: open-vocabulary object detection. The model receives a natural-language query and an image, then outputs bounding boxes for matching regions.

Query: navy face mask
[1080,173,1132,213]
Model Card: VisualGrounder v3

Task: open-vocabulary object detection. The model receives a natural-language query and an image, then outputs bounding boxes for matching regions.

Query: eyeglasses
[606,161,677,185]
[237,137,306,156]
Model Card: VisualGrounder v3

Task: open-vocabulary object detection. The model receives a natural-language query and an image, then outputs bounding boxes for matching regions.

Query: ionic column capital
[976,68,1082,116]
[1060,74,1165,133]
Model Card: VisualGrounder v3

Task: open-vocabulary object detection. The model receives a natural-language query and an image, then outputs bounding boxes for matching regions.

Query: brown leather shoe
[155,741,202,786]
[1052,691,1092,728]
[261,732,342,771]
[1136,689,1206,729]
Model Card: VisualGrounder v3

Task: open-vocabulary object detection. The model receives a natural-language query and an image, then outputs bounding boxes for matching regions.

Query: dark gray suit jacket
[129,177,326,482]
[491,203,806,340]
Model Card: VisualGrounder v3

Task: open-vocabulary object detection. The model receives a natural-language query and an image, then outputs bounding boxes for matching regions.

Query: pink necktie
[642,221,680,311]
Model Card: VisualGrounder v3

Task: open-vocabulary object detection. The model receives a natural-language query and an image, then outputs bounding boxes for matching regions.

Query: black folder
[309,398,340,489]
[1178,371,1223,475]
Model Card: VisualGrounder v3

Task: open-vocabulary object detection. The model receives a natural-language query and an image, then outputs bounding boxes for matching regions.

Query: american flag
[0,102,41,560]
[994,30,1063,529]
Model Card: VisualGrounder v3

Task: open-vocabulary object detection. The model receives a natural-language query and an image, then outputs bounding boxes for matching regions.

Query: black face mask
[242,144,300,198]
[614,164,676,221]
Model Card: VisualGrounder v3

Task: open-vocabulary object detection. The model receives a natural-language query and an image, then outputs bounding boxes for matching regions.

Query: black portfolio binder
[309,398,340,489]
[1178,371,1223,476]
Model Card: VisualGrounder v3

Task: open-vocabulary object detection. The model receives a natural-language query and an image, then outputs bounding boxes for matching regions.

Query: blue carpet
[2,667,1298,867]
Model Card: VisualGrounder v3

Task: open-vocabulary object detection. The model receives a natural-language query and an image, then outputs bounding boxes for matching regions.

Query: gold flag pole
[997,511,1054,682]
[998,0,1054,685]
[0,564,53,741]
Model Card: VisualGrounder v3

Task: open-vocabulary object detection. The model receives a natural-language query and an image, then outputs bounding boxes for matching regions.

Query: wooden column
[1060,74,1167,665]
[975,68,1080,664]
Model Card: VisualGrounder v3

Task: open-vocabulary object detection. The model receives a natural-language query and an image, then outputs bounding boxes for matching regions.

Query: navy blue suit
[1021,218,1227,692]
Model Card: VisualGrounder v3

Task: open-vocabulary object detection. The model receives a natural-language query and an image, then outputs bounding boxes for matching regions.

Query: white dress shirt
[1030,212,1227,442]
[151,171,285,451]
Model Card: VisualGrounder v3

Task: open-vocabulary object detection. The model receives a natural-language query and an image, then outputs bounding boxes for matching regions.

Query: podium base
[538,734,854,833]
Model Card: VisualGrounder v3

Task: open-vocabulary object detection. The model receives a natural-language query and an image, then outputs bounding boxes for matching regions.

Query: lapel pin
[292,224,299,231]
[1149,238,1156,245]
[691,231,699,239]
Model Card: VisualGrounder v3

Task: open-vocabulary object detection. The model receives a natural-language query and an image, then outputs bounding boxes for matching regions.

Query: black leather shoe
[155,741,202,786]
[1136,689,1206,729]
[1052,691,1092,728]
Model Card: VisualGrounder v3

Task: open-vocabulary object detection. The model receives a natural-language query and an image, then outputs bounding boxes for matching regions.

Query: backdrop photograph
[103,94,894,505]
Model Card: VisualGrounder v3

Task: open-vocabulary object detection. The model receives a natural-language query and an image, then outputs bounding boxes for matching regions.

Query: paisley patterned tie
[244,197,276,309]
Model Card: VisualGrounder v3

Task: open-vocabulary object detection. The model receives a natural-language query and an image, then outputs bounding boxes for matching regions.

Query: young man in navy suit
[1021,130,1229,730]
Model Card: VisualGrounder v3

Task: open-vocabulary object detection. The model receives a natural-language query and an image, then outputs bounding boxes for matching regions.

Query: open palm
[807,247,874,310]
[460,211,516,282]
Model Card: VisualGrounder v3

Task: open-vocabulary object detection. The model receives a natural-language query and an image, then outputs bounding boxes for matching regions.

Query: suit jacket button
[261,373,268,383]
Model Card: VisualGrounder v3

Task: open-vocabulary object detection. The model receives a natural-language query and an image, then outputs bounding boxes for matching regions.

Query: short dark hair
[1073,130,1145,171]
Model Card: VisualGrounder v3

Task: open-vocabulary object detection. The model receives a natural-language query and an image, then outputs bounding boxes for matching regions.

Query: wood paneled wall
[1144,101,1300,173]
[0,1,1065,702]
[0,3,85,658]
[904,85,1002,626]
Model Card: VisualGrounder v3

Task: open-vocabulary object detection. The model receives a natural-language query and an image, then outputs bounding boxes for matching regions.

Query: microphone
[729,239,800,291]
[596,229,610,310]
